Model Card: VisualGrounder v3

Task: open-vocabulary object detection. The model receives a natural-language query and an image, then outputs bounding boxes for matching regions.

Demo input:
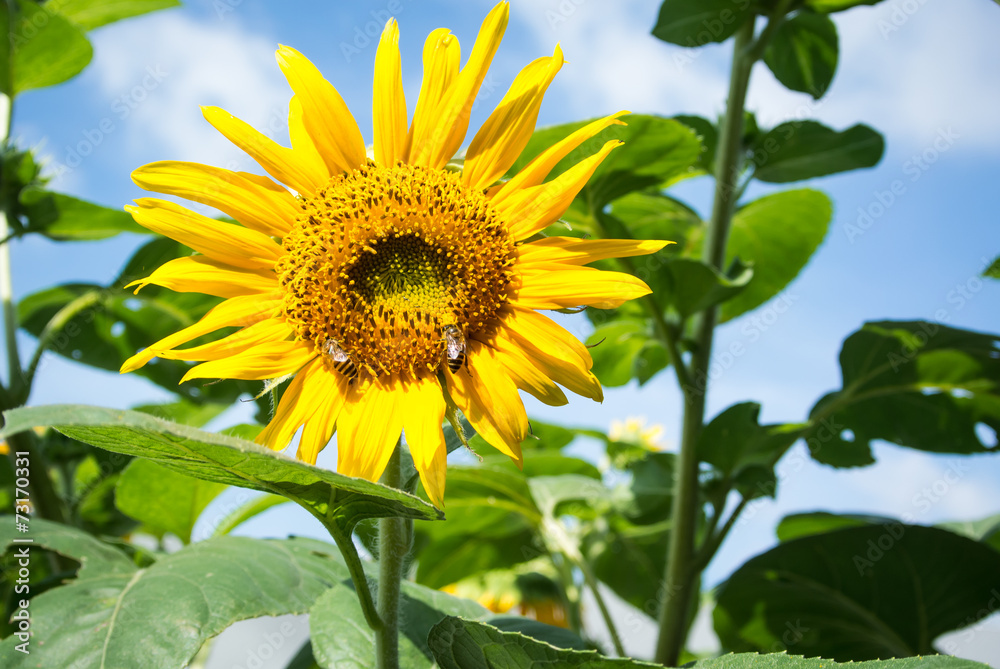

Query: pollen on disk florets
[277,161,516,379]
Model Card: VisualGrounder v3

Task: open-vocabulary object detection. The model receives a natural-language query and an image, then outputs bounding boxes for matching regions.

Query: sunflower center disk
[277,161,516,379]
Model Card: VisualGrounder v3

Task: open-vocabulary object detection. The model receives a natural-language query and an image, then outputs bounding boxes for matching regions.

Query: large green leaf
[429,617,991,668]
[8,0,93,95]
[114,459,226,542]
[607,190,703,252]
[18,187,149,240]
[54,0,180,30]
[0,529,352,668]
[805,321,1000,466]
[714,525,1000,660]
[752,122,884,183]
[0,405,442,534]
[0,517,134,579]
[586,318,652,388]
[511,115,702,210]
[720,189,832,321]
[651,0,755,47]
[763,12,839,99]
[696,656,987,669]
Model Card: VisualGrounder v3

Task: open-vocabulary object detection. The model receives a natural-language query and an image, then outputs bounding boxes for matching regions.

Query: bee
[324,338,358,382]
[443,325,467,373]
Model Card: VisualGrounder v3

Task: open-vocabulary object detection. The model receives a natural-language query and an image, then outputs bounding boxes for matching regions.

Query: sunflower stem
[653,17,757,666]
[376,441,409,669]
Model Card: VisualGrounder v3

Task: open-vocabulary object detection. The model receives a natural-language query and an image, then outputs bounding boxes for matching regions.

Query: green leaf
[0,517,135,578]
[775,511,898,542]
[0,405,441,534]
[586,319,651,387]
[652,257,754,320]
[651,0,755,48]
[696,655,988,669]
[17,239,269,411]
[512,115,702,210]
[132,398,229,427]
[806,321,1000,466]
[720,189,832,321]
[983,255,1000,279]
[310,575,489,669]
[114,459,226,542]
[528,475,611,517]
[698,403,801,499]
[607,190,702,252]
[804,0,884,12]
[714,524,1000,660]
[18,187,148,240]
[752,122,884,183]
[763,12,839,98]
[9,0,93,95]
[937,513,1000,551]
[429,616,663,668]
[0,533,352,668]
[53,0,180,30]
[673,115,717,174]
[414,464,542,588]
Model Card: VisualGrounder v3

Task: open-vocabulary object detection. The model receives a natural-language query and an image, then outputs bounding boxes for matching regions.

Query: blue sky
[7,0,1000,663]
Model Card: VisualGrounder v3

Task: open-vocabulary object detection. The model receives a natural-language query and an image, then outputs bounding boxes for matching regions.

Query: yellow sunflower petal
[401,376,448,508]
[516,267,652,310]
[256,358,334,450]
[463,45,564,190]
[337,379,405,482]
[445,341,526,464]
[519,237,672,267]
[499,140,621,240]
[288,95,331,184]
[130,162,298,237]
[180,340,315,383]
[202,105,327,197]
[297,373,352,464]
[491,336,568,407]
[126,256,277,298]
[275,45,367,175]
[120,294,282,373]
[373,19,407,166]
[156,318,293,362]
[409,2,509,169]
[126,199,284,270]
[494,111,628,201]
[498,306,602,401]
[406,27,460,163]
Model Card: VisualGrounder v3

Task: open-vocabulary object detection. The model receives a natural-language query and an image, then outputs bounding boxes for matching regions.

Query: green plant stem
[376,442,408,669]
[653,18,756,666]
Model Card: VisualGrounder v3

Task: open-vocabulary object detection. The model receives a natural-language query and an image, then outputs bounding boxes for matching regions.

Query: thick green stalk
[653,19,756,666]
[376,443,408,669]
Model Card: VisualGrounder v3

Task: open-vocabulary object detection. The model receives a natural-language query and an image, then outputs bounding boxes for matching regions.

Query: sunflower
[120,2,667,507]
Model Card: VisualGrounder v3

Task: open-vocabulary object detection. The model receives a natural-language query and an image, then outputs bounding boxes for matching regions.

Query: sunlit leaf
[9,0,93,95]
[18,187,149,240]
[55,0,180,30]
[0,405,441,532]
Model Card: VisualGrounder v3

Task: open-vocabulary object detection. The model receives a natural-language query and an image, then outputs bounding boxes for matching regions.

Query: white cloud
[513,0,1000,151]
[88,12,290,170]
